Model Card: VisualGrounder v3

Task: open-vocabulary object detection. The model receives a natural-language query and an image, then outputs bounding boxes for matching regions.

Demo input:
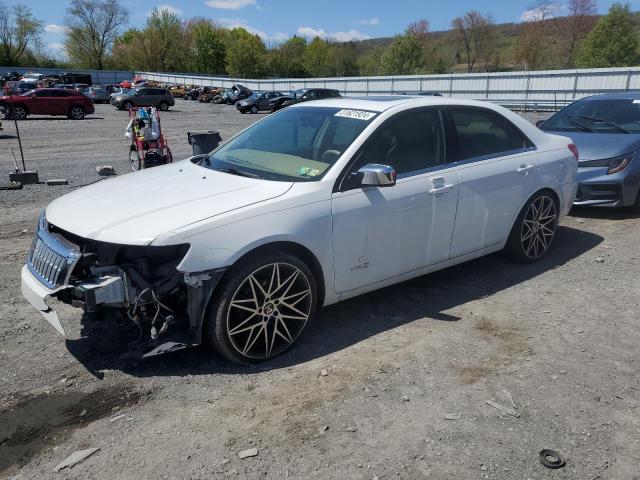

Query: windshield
[202,106,376,182]
[20,89,36,96]
[543,98,640,134]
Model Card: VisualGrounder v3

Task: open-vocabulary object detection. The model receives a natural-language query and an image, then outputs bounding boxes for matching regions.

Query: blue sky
[37,0,633,57]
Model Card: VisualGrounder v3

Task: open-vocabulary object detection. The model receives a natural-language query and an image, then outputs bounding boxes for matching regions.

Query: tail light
[568,144,579,162]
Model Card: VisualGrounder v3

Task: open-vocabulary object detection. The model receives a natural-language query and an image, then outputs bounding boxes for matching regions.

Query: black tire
[123,101,133,110]
[10,105,27,120]
[159,101,169,111]
[250,105,258,114]
[504,191,558,263]
[205,251,318,364]
[68,106,85,120]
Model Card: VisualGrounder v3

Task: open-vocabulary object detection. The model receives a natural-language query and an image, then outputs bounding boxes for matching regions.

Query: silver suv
[111,87,175,111]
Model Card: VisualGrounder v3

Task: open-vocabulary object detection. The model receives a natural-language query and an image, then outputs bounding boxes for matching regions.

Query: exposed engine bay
[28,212,225,355]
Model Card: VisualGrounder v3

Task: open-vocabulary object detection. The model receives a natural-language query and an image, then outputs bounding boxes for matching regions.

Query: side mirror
[358,163,396,187]
[536,120,545,128]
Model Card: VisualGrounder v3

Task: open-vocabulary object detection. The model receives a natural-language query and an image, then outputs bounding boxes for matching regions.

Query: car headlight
[581,153,634,175]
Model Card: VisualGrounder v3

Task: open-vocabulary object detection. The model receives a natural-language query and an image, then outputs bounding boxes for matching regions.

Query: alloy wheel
[129,150,141,171]
[12,106,26,120]
[521,195,557,259]
[70,107,84,120]
[226,262,313,360]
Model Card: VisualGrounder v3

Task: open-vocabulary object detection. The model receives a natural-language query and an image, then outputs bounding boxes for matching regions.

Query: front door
[331,108,459,293]
[29,90,50,114]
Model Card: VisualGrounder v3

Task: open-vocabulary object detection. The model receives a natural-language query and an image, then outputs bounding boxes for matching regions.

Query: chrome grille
[27,216,81,289]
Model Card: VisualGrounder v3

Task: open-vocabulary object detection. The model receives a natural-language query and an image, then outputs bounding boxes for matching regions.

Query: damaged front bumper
[21,211,227,355]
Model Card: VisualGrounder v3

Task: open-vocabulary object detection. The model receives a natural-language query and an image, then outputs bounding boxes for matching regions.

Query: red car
[0,88,95,120]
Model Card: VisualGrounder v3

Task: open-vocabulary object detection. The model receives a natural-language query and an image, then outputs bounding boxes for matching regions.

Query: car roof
[288,95,501,113]
[579,92,640,101]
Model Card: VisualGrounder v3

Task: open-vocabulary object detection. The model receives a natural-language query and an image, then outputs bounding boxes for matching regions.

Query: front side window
[542,98,640,134]
[450,107,532,161]
[202,106,376,181]
[357,109,446,176]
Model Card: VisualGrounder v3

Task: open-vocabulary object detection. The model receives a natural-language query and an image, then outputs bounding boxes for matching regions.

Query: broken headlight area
[46,223,193,345]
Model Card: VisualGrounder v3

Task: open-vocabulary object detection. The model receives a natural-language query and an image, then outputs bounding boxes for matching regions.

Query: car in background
[0,87,94,120]
[15,80,39,94]
[54,83,90,91]
[272,88,341,111]
[110,87,175,111]
[81,86,110,104]
[538,92,640,211]
[236,91,285,113]
[2,71,21,81]
[21,96,576,364]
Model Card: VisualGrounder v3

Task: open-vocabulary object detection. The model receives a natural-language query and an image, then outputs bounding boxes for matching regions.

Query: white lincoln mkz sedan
[22,96,578,364]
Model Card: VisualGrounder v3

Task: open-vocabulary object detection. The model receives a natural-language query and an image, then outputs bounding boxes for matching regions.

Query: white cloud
[205,0,256,9]
[520,4,560,22]
[355,17,379,26]
[154,4,183,16]
[217,17,287,42]
[297,26,370,42]
[45,24,66,34]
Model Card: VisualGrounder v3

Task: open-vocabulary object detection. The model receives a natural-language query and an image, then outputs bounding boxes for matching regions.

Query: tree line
[1,0,639,78]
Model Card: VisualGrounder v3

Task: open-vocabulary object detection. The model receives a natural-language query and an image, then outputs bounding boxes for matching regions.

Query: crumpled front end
[21,211,224,356]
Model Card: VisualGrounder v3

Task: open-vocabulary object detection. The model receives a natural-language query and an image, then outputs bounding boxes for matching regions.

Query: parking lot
[0,100,639,479]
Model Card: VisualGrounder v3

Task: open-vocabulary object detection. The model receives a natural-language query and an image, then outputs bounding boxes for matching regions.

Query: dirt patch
[0,383,149,475]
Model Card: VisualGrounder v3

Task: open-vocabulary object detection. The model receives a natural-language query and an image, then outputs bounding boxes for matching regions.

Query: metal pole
[12,106,26,171]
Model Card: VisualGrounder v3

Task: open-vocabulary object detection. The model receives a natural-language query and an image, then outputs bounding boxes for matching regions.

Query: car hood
[550,131,640,161]
[46,160,293,245]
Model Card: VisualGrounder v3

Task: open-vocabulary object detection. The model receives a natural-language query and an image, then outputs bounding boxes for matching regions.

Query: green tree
[268,35,307,77]
[0,3,42,66]
[382,32,424,75]
[225,27,266,78]
[188,18,226,74]
[139,8,184,72]
[303,36,333,77]
[64,0,128,69]
[577,3,639,68]
[330,42,359,76]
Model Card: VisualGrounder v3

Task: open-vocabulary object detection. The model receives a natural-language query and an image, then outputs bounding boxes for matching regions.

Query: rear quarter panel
[535,134,578,216]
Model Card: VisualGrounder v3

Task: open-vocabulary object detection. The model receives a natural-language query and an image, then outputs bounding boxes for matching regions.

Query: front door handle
[428,184,454,195]
[516,164,535,175]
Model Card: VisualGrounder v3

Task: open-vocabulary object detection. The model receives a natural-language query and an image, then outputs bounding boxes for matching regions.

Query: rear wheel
[68,106,85,120]
[505,191,558,262]
[205,252,317,364]
[159,101,169,111]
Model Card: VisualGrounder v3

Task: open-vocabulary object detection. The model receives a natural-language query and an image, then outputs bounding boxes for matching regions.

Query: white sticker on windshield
[634,100,640,104]
[334,109,377,121]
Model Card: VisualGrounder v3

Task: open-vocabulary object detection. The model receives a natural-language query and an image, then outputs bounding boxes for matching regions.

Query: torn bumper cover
[21,211,227,353]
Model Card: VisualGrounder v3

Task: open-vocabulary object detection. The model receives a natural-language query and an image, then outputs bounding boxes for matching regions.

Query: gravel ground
[0,102,638,480]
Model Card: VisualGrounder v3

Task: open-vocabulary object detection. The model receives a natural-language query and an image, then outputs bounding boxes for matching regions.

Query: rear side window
[50,90,71,97]
[449,107,533,161]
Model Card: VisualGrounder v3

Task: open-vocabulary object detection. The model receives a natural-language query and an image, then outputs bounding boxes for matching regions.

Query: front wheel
[250,105,258,114]
[505,191,558,262]
[123,101,133,110]
[205,252,318,364]
[10,105,27,120]
[129,148,141,171]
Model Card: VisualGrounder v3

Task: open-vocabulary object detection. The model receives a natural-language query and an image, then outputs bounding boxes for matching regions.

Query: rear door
[49,89,72,115]
[446,106,539,258]
[135,88,150,106]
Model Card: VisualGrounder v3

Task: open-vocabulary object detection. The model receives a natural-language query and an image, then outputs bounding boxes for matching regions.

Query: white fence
[138,66,640,110]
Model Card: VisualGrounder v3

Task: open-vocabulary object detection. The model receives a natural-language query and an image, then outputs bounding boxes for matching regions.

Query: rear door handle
[516,164,535,175]
[428,184,454,195]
